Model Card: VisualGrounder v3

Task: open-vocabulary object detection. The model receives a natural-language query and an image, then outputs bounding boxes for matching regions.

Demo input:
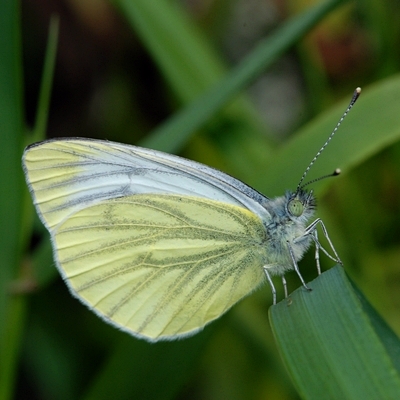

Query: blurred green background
[2,0,400,399]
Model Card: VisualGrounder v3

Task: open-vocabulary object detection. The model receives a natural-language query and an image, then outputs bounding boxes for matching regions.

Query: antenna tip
[333,168,341,176]
[351,87,362,104]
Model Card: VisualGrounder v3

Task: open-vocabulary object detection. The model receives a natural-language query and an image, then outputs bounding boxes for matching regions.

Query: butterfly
[22,88,361,342]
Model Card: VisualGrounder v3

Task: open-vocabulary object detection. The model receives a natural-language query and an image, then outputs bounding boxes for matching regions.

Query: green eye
[288,199,303,217]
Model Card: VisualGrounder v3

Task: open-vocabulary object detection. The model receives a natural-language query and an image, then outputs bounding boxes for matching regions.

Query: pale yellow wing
[22,138,270,231]
[53,194,267,341]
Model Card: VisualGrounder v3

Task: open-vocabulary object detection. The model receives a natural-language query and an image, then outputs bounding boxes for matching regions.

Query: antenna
[296,87,361,193]
[300,168,341,190]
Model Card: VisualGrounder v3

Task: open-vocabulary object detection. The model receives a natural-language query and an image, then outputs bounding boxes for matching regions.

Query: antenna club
[333,168,341,176]
[352,87,362,104]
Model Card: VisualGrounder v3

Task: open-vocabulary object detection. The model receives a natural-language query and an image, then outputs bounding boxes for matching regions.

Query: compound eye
[288,199,303,217]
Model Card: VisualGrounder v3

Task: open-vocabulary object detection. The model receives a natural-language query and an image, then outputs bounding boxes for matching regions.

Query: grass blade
[269,266,400,399]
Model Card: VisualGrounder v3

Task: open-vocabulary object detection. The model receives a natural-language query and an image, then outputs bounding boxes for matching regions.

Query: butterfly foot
[303,283,312,293]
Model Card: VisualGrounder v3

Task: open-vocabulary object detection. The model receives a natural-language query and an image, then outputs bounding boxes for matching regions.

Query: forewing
[22,138,270,230]
[53,194,267,341]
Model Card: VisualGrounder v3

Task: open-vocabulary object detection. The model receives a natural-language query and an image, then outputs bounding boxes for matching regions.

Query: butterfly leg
[282,275,288,298]
[313,229,322,275]
[316,219,342,264]
[263,267,277,305]
[305,218,342,265]
[287,242,311,292]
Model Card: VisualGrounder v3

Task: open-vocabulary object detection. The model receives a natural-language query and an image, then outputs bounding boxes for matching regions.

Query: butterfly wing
[53,194,267,341]
[23,138,270,341]
[22,138,270,231]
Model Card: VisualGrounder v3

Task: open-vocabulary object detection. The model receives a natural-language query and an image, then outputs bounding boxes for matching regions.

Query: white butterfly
[22,88,360,342]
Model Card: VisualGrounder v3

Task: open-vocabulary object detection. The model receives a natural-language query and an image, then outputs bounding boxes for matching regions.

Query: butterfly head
[286,189,316,223]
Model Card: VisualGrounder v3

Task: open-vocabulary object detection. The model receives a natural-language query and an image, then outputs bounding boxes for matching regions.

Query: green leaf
[269,265,400,399]
[0,7,59,400]
[123,0,347,153]
[0,2,26,399]
[32,15,59,143]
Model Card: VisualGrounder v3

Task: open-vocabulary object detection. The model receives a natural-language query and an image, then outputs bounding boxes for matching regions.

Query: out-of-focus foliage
[2,0,400,399]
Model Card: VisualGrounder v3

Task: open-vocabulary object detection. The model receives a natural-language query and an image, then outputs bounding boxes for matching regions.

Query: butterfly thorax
[261,190,316,275]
